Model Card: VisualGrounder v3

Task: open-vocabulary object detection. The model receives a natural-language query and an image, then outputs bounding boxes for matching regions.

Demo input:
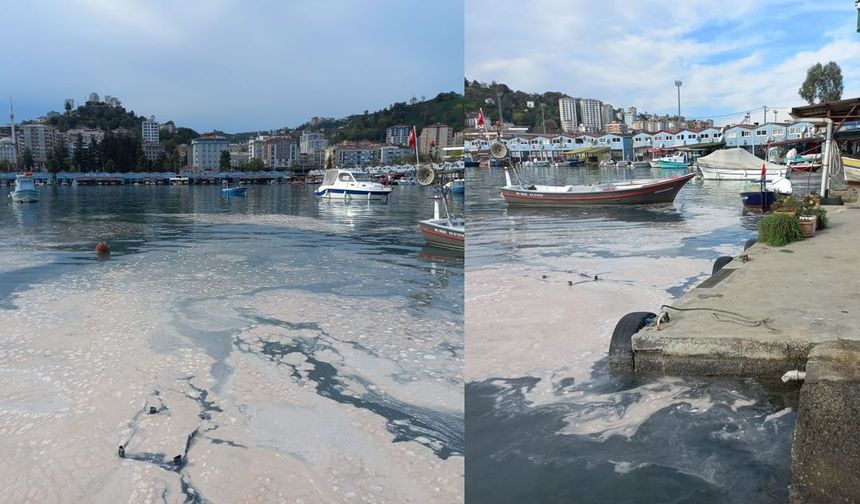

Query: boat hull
[656,161,689,169]
[222,187,246,196]
[740,190,776,210]
[10,189,39,203]
[842,157,860,184]
[698,164,788,180]
[500,173,695,207]
[418,220,465,251]
[314,188,392,200]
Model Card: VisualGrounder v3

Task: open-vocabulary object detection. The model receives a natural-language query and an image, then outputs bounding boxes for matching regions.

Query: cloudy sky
[466,0,859,126]
[3,0,463,132]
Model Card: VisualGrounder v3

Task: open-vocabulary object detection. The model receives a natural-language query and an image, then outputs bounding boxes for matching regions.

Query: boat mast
[10,98,18,169]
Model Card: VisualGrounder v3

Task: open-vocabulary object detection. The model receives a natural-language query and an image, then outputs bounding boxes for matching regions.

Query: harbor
[0,183,465,502]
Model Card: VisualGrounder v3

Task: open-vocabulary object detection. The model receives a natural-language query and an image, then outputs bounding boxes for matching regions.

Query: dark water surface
[465,165,805,503]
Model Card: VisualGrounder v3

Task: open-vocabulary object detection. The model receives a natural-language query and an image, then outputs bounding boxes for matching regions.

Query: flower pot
[798,216,817,238]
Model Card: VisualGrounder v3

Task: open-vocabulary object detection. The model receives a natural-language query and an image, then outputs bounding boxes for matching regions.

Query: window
[773,129,784,136]
[741,131,751,137]
[756,130,767,136]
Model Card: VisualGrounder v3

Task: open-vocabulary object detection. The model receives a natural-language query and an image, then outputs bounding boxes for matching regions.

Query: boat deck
[632,206,860,377]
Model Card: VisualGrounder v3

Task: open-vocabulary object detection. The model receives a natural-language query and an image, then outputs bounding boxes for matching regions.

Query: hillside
[294,91,465,143]
[465,79,567,134]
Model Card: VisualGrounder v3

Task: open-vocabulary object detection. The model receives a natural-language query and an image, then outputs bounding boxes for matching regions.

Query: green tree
[47,138,69,174]
[799,61,844,104]
[0,159,12,172]
[87,137,101,171]
[64,101,72,113]
[21,148,34,170]
[219,150,231,170]
[72,134,85,172]
[246,157,264,171]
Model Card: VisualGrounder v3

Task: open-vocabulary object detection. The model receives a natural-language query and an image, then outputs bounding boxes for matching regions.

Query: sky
[466,0,860,126]
[3,0,464,132]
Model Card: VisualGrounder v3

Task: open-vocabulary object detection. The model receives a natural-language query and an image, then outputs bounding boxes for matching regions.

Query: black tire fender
[744,238,757,250]
[712,256,733,275]
[608,311,655,373]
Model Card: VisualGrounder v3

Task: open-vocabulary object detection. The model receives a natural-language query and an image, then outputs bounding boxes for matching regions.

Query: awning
[562,146,610,155]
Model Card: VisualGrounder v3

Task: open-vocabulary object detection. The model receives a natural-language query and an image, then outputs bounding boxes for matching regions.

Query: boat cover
[697,148,784,171]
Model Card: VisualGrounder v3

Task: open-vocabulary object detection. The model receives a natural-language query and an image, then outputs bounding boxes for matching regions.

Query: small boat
[222,181,246,196]
[445,178,465,194]
[789,163,821,172]
[314,169,393,200]
[464,158,480,168]
[9,173,39,203]
[169,176,190,185]
[697,148,787,180]
[417,192,464,252]
[632,161,651,169]
[567,158,584,167]
[650,153,689,169]
[841,156,860,184]
[740,177,792,210]
[500,167,695,207]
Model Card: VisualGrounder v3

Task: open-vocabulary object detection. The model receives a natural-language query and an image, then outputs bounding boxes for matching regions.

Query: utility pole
[763,105,768,124]
[496,92,504,129]
[774,110,779,123]
[674,80,682,119]
[540,104,546,134]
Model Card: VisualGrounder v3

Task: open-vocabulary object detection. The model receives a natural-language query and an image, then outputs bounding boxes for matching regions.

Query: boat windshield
[351,172,371,182]
[321,170,338,185]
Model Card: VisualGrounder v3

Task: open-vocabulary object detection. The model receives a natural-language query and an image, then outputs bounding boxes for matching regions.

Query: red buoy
[95,242,111,254]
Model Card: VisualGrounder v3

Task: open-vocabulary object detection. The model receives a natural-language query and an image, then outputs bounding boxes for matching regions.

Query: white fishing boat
[314,169,392,200]
[696,148,787,180]
[649,152,689,169]
[417,192,464,252]
[9,173,39,203]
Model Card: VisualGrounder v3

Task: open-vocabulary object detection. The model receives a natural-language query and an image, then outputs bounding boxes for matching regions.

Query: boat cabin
[321,169,372,185]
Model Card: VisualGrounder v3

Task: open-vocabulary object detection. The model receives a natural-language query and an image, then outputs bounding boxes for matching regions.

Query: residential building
[0,137,16,165]
[578,98,603,133]
[601,104,616,130]
[63,128,105,157]
[379,144,412,164]
[248,135,269,162]
[142,117,159,144]
[723,122,813,154]
[625,106,637,127]
[606,121,628,135]
[190,134,229,171]
[559,97,579,133]
[143,143,164,161]
[326,142,379,167]
[300,131,328,154]
[19,124,60,165]
[419,124,454,156]
[228,144,249,169]
[386,125,411,146]
[264,135,299,168]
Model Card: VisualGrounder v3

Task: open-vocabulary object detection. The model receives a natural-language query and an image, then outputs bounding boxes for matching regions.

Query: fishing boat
[9,172,39,203]
[697,148,788,180]
[314,169,392,200]
[500,167,695,207]
[417,192,464,252]
[740,177,792,210]
[445,178,465,194]
[841,156,860,184]
[650,152,689,169]
[221,180,246,196]
[632,161,651,169]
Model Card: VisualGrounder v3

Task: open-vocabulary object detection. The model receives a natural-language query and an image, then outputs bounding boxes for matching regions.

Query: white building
[248,135,269,162]
[558,97,578,133]
[0,137,16,165]
[578,98,603,133]
[300,131,328,155]
[385,125,411,146]
[190,135,229,171]
[625,106,637,127]
[601,104,616,130]
[142,117,159,144]
[19,124,59,164]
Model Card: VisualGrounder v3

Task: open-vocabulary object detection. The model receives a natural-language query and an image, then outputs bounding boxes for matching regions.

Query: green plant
[758,213,804,246]
[810,207,829,229]
[772,194,801,214]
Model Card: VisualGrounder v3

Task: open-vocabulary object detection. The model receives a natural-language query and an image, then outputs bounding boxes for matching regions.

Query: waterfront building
[464,131,633,161]
[379,144,412,164]
[723,122,814,154]
[559,97,579,133]
[19,124,60,166]
[385,125,411,146]
[419,124,454,156]
[190,134,229,171]
[327,142,379,167]
[248,135,269,163]
[578,98,603,133]
[0,137,16,165]
[299,131,328,166]
[265,135,299,168]
[142,117,159,144]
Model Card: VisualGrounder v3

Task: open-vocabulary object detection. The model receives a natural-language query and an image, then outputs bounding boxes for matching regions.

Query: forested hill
[465,79,567,134]
[295,91,465,143]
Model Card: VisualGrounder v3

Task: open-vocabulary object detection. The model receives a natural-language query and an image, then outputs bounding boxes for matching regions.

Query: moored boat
[500,168,695,207]
[417,193,464,252]
[841,156,860,184]
[697,148,787,180]
[221,180,246,196]
[9,173,39,203]
[445,178,465,194]
[314,169,393,200]
[650,153,689,169]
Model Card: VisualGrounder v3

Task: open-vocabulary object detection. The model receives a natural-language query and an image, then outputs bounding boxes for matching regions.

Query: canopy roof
[791,97,860,119]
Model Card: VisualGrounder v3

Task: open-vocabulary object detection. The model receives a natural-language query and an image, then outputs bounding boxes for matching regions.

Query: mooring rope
[658,304,777,332]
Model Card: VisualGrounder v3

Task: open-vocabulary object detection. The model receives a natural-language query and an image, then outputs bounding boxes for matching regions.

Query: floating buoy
[118,445,125,458]
[95,242,110,254]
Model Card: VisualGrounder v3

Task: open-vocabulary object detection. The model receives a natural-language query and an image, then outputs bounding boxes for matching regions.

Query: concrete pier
[632,206,860,378]
[789,340,860,503]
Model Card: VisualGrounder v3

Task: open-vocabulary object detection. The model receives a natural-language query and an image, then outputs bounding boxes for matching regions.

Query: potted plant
[758,213,804,246]
[772,194,801,216]
[797,193,823,237]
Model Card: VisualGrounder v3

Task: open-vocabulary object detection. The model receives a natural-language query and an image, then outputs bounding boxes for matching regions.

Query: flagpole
[413,126,419,168]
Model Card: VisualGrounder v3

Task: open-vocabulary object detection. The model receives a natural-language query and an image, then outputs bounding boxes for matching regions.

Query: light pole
[496,92,504,128]
[674,80,682,120]
[773,110,779,123]
[540,103,546,134]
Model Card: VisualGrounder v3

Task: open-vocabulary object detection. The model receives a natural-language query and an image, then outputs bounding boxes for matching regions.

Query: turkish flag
[408,126,416,148]
[477,108,485,128]
[761,163,766,180]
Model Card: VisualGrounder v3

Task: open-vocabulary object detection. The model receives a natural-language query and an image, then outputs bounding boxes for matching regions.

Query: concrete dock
[632,206,860,378]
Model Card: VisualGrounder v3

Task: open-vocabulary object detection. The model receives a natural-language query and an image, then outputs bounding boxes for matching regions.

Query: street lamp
[674,80,682,119]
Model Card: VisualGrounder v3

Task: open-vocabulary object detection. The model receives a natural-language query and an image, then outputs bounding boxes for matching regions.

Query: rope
[657,304,777,332]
